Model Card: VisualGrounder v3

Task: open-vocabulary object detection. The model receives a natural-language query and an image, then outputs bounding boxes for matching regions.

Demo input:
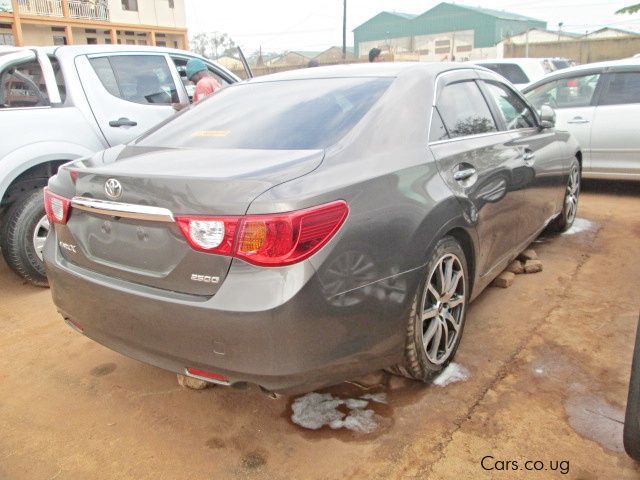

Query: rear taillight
[43,187,71,225]
[176,200,348,267]
[175,217,239,255]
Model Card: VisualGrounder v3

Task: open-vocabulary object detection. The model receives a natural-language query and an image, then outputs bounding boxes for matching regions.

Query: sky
[185,0,640,54]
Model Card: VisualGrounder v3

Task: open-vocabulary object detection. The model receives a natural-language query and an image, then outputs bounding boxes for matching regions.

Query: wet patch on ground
[565,394,625,453]
[286,365,471,439]
[90,362,117,377]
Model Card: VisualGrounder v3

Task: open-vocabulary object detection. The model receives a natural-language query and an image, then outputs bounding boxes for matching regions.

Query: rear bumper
[44,230,415,394]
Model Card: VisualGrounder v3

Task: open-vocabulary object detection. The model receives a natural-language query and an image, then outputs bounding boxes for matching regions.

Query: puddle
[291,392,388,434]
[562,218,595,235]
[286,365,470,439]
[565,394,624,452]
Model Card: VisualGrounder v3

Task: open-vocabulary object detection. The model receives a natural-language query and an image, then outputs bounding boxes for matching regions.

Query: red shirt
[193,76,221,102]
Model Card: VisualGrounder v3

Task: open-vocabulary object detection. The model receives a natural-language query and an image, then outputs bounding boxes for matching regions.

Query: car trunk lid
[54,145,323,296]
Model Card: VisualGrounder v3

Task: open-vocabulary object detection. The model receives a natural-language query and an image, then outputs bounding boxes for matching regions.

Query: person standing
[369,48,382,62]
[186,58,222,102]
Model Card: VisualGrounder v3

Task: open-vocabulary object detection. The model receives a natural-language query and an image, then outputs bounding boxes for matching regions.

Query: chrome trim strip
[71,197,175,222]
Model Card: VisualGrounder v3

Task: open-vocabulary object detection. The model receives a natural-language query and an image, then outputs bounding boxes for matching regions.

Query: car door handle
[453,168,477,181]
[109,117,138,127]
[567,117,590,124]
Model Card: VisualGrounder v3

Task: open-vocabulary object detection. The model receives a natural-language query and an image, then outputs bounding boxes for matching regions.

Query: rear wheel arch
[1,160,68,214]
[444,227,476,295]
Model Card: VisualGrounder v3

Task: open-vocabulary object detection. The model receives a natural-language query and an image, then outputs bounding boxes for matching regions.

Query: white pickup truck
[0,45,241,286]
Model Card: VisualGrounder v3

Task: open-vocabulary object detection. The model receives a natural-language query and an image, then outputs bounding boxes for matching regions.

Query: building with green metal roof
[353,2,546,59]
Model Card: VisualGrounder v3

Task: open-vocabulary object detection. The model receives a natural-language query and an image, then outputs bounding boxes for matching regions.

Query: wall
[108,0,186,28]
[504,36,640,63]
[506,29,577,45]
[21,24,56,45]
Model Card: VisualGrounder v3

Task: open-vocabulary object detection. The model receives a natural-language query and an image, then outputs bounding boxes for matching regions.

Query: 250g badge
[190,274,219,284]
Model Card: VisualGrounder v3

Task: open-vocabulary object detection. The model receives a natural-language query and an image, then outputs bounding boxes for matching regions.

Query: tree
[189,32,236,59]
[616,4,640,14]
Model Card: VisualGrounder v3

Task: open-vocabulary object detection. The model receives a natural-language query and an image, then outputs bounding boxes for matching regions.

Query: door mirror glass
[539,104,556,128]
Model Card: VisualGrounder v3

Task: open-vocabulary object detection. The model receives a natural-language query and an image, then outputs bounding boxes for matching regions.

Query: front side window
[170,56,229,101]
[483,81,536,129]
[599,72,640,106]
[0,58,49,108]
[525,73,601,110]
[436,81,497,139]
[137,77,393,150]
[89,55,177,105]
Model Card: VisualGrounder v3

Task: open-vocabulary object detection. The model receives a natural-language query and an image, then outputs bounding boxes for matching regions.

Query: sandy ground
[0,181,639,480]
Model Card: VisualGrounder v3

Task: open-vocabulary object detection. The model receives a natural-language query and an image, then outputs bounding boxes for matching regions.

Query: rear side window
[89,55,177,105]
[599,72,640,105]
[0,58,49,108]
[525,73,601,110]
[480,63,529,85]
[137,77,392,150]
[483,82,536,129]
[436,81,497,139]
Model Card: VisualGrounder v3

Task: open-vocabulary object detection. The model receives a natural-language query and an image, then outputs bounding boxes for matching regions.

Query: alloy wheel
[420,253,466,365]
[32,215,50,262]
[566,165,580,224]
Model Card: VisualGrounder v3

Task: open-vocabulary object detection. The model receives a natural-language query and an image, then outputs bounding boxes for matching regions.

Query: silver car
[44,63,581,394]
[523,58,640,180]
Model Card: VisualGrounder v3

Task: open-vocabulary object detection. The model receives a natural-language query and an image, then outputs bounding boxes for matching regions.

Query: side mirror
[539,104,556,129]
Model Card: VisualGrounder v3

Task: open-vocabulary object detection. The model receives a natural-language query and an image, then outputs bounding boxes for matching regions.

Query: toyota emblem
[104,178,123,199]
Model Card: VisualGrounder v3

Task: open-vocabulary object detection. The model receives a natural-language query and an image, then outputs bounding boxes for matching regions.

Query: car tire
[548,158,580,233]
[0,190,49,287]
[387,236,469,382]
[624,316,640,461]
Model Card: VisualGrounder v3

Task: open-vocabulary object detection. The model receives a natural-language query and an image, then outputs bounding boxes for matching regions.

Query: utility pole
[342,0,347,60]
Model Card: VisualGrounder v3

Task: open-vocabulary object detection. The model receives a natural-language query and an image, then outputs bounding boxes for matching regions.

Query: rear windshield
[480,63,530,85]
[137,77,393,150]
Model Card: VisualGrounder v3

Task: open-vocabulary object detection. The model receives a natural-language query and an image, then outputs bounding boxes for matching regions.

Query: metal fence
[17,0,109,20]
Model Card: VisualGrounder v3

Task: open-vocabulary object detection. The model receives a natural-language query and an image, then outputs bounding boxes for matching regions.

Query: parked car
[0,45,241,286]
[472,58,568,89]
[43,63,581,394]
[523,58,640,180]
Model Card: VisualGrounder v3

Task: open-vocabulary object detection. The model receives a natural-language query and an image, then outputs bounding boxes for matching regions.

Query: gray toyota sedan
[43,63,581,394]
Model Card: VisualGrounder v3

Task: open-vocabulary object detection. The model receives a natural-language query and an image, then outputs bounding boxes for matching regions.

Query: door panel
[76,54,179,147]
[591,71,640,177]
[524,72,602,171]
[431,134,525,278]
[508,129,564,236]
[479,79,564,240]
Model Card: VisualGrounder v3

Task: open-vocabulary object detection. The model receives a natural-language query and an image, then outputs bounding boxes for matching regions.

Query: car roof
[523,57,640,90]
[247,62,482,83]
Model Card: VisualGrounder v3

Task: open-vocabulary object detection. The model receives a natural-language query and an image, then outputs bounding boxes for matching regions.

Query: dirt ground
[1,181,639,480]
